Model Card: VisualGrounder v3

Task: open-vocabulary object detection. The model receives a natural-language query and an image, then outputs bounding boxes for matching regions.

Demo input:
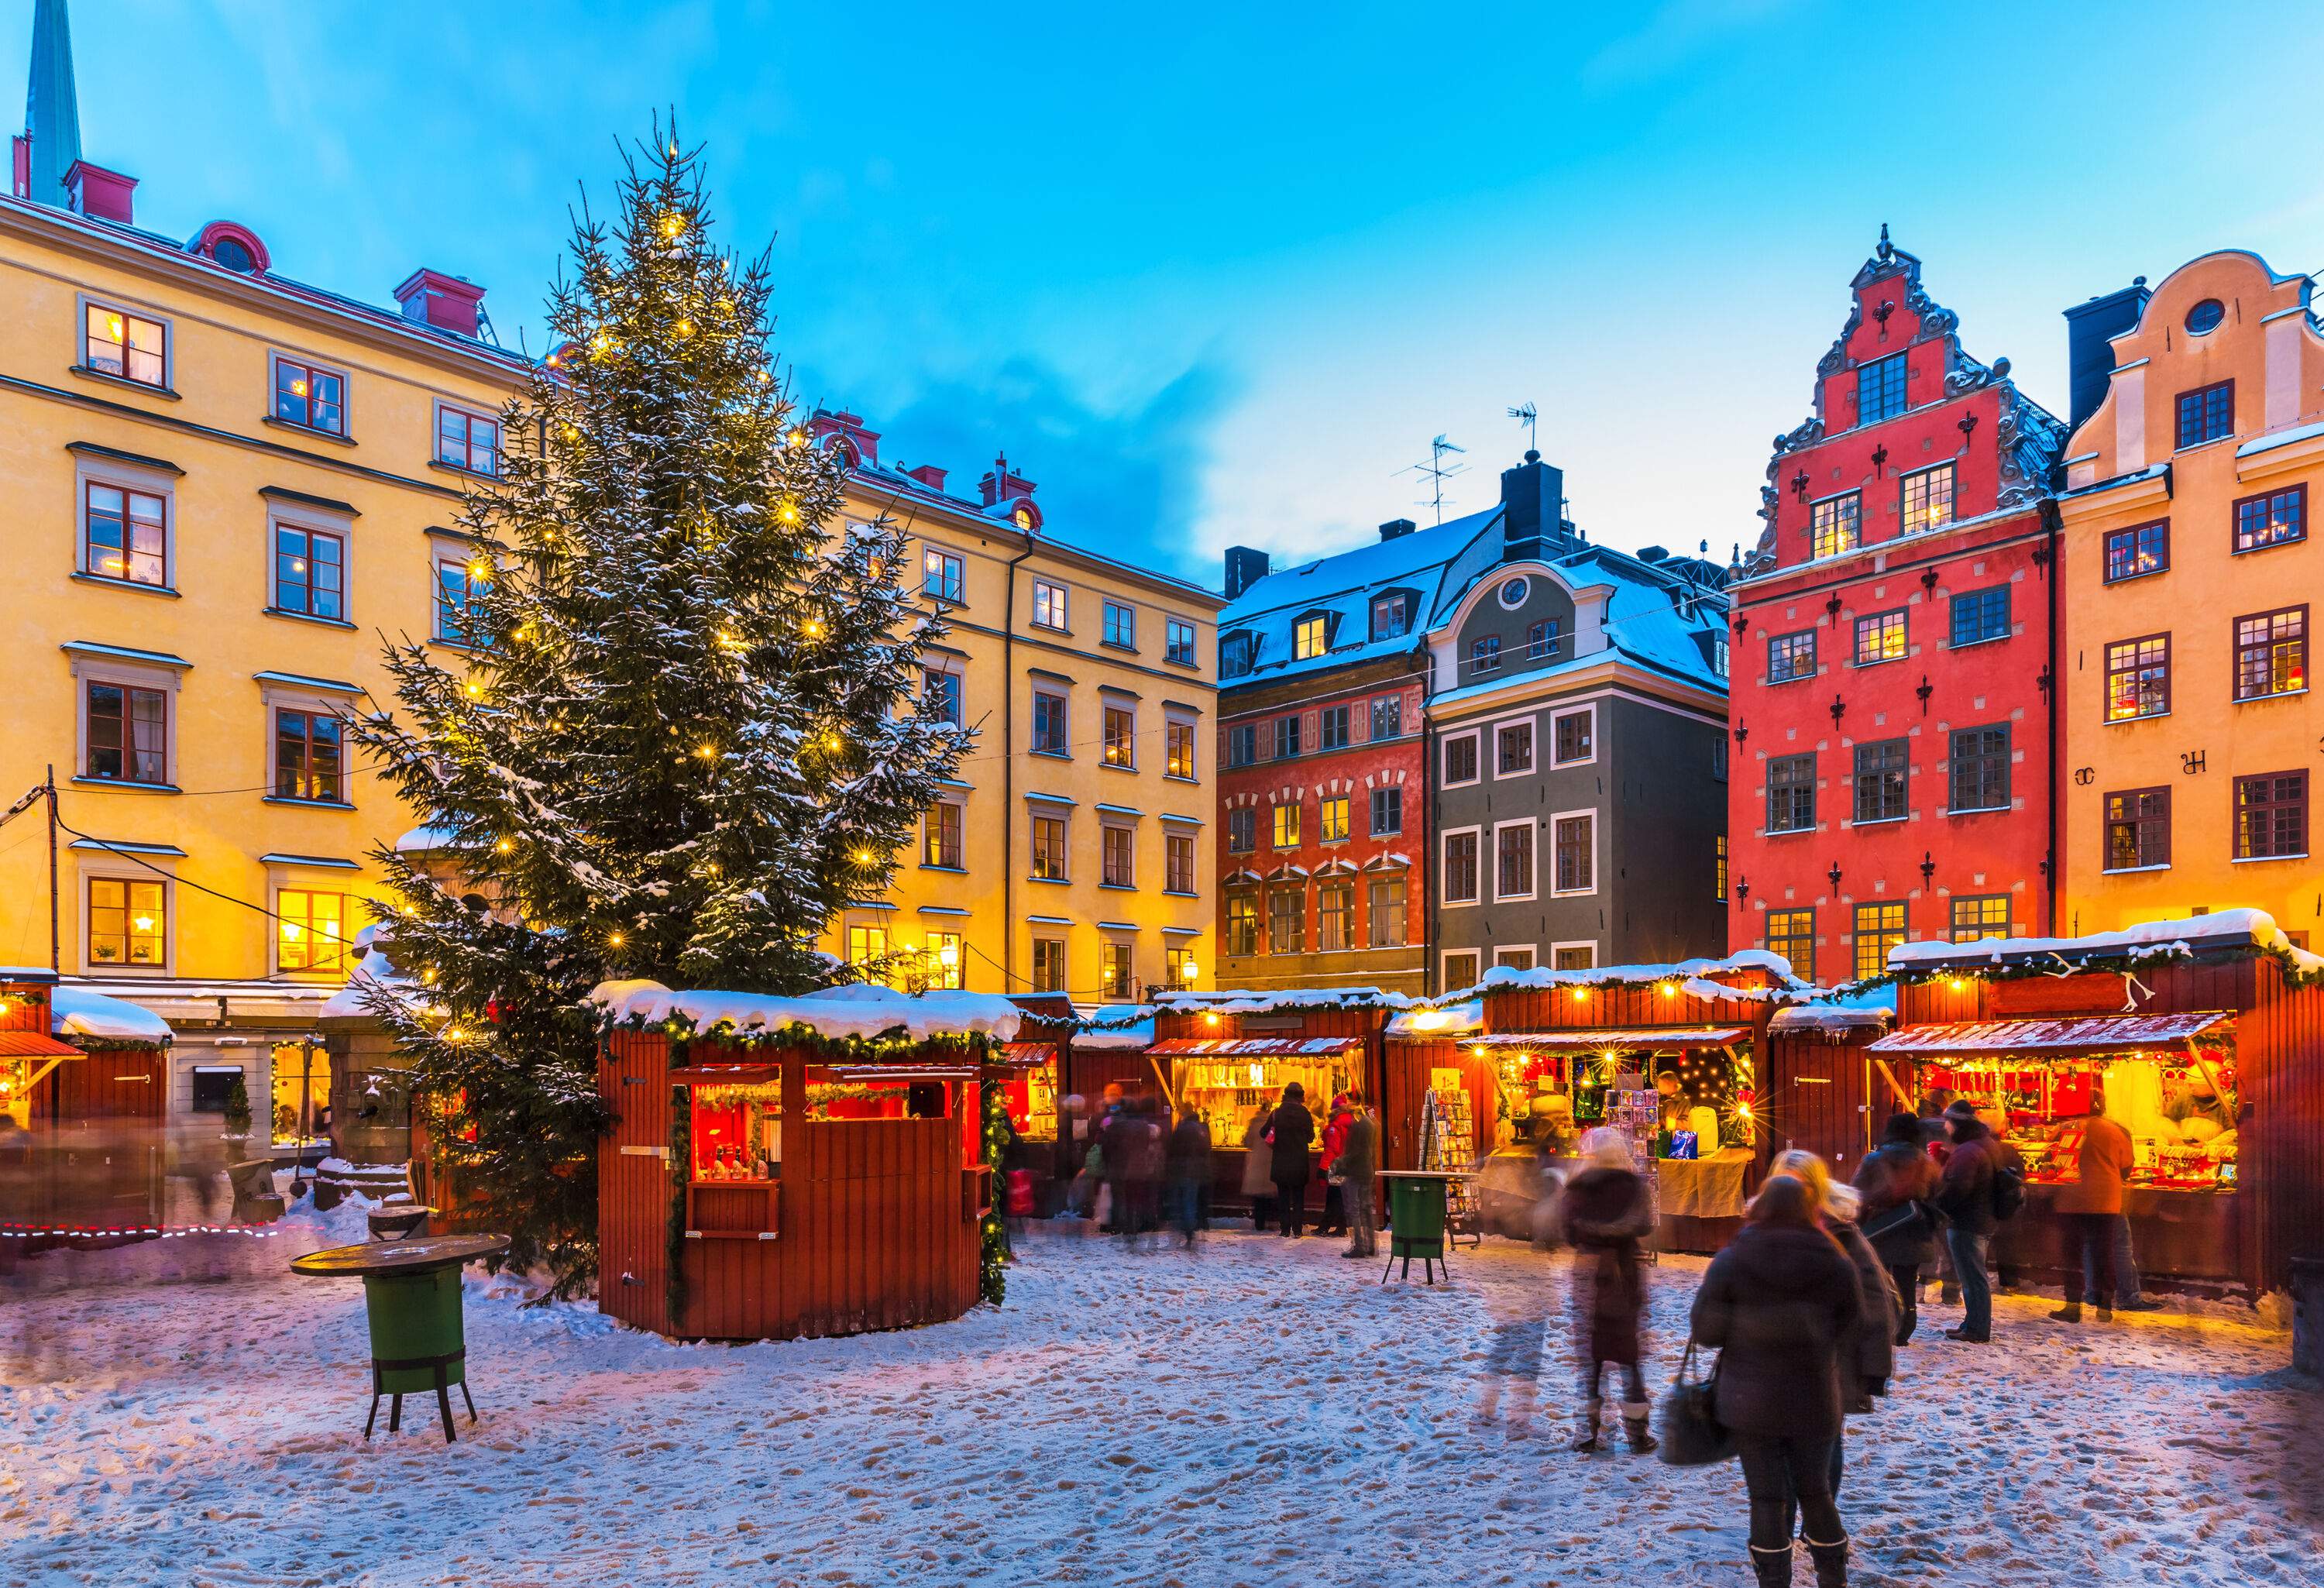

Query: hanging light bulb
[852,849,874,865]
[463,680,484,699]
[609,931,625,947]
[494,838,514,854]
[803,617,824,638]
[661,211,686,239]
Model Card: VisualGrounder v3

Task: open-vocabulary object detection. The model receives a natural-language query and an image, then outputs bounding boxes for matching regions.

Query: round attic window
[1497,576,1530,610]
[210,236,257,273]
[2185,298,2225,335]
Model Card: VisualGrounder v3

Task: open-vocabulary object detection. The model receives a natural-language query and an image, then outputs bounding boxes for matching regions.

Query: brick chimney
[1377,518,1416,542]
[1224,547,1271,600]
[808,409,879,468]
[64,159,133,224]
[902,463,947,492]
[978,452,1037,508]
[393,269,486,338]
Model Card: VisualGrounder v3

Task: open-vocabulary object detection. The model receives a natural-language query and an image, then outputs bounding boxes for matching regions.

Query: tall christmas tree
[352,128,971,1296]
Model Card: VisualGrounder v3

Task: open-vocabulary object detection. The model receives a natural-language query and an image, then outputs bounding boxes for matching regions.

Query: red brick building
[1212,521,1477,995]
[1728,229,2067,981]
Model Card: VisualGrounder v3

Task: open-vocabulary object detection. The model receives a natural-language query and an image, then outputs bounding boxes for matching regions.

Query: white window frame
[77,858,177,976]
[268,349,353,439]
[1490,817,1538,902]
[73,454,179,590]
[1494,944,1538,971]
[1492,714,1537,780]
[1031,579,1070,631]
[1439,823,1483,908]
[77,292,174,390]
[70,649,187,789]
[1441,728,1483,789]
[1549,703,1597,768]
[1549,807,1599,898]
[1441,948,1483,990]
[1549,939,1598,970]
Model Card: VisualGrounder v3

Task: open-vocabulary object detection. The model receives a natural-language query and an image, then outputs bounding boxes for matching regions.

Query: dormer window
[1370,591,1410,641]
[1294,613,1331,660]
[1857,352,1908,425]
[1221,631,1254,679]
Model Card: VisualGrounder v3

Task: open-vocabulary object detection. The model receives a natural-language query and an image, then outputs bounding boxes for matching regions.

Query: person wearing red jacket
[1315,1095,1352,1237]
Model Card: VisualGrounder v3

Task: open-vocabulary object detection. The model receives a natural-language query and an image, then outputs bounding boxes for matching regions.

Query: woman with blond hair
[1559,1126,1656,1453]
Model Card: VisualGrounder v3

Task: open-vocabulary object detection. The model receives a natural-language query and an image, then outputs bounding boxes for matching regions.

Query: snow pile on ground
[5,1223,2317,1586]
[590,979,1025,1042]
[47,985,174,1046]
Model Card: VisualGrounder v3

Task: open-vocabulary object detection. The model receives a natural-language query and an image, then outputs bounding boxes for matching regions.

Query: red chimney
[902,463,948,492]
[64,160,135,225]
[9,136,28,200]
[978,453,1037,508]
[806,409,879,468]
[393,268,486,338]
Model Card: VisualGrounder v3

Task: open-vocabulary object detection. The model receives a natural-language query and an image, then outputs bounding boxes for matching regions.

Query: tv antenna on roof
[1397,435,1468,524]
[1508,402,1538,455]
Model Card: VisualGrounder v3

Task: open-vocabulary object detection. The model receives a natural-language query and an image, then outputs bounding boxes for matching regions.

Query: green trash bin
[292,1232,509,1442]
[1378,1171,1456,1284]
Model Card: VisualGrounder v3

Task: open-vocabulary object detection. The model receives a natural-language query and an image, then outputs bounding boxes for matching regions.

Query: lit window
[84,482,167,587]
[1032,581,1068,630]
[1854,609,1906,665]
[2234,486,2306,554]
[2234,608,2306,700]
[2104,634,2170,721]
[847,925,893,982]
[1765,909,1814,981]
[1768,630,1816,682]
[1951,895,2011,944]
[1857,353,1908,424]
[1031,815,1067,880]
[2235,772,2308,861]
[1318,796,1349,843]
[1853,902,1907,980]
[1226,895,1258,956]
[2103,788,2169,871]
[277,889,351,972]
[273,357,346,435]
[1714,834,1728,901]
[1103,601,1136,648]
[1102,943,1133,999]
[1165,945,1196,989]
[922,549,964,603]
[1031,938,1066,993]
[1272,802,1301,848]
[436,405,501,476]
[923,802,963,868]
[2102,521,2168,583]
[273,524,346,620]
[1102,706,1135,768]
[1900,463,1954,536]
[88,877,165,967]
[84,303,167,387]
[1812,494,1861,559]
[275,709,346,802]
[85,681,167,784]
[1294,614,1329,659]
[1166,720,1196,779]
[923,932,964,991]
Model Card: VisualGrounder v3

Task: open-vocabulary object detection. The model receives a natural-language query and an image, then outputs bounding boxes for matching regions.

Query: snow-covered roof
[1887,908,2324,978]
[591,981,1024,1043]
[1474,949,1809,1002]
[393,824,468,854]
[50,985,173,1047]
[1219,509,1495,689]
[1156,987,1421,1016]
[1074,1004,1157,1049]
[1769,1004,1894,1036]
[1386,997,1484,1036]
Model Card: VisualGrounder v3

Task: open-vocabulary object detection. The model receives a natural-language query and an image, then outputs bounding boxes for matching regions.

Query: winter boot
[1748,1543,1793,1587]
[1570,1397,1603,1452]
[2049,1304,2082,1322]
[1620,1401,1657,1455]
[1806,1534,1849,1588]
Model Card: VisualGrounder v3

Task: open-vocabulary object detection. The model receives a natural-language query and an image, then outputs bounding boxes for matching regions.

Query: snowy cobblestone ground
[4,1206,2320,1587]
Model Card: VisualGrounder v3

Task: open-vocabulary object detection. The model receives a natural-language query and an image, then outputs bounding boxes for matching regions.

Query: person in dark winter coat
[1330,1091,1379,1258]
[1691,1174,1863,1588]
[1267,1083,1316,1237]
[1560,1126,1656,1455]
[1933,1101,2005,1342]
[1776,1150,1897,1504]
[1120,1096,1167,1250]
[1852,1112,1942,1342]
[1164,1103,1212,1249]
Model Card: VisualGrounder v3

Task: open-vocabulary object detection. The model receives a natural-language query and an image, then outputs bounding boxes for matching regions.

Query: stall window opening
[688,1081,782,1180]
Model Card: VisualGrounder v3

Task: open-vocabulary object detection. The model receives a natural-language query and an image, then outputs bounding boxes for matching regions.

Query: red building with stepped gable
[1728,229,2068,981]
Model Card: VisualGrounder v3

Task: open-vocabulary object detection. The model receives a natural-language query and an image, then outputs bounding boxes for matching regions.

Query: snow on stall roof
[1769,1003,1894,1035]
[1156,987,1422,1016]
[590,980,1024,1043]
[1887,908,2324,976]
[1474,948,1810,1002]
[50,984,174,1044]
[1075,1004,1157,1049]
[1385,997,1484,1036]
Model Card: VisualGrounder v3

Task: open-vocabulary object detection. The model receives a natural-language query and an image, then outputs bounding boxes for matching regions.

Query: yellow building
[0,91,531,1124]
[2058,250,2323,944]
[806,413,1223,1002]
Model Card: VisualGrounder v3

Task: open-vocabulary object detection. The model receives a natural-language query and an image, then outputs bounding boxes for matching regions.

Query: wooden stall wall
[598,1029,676,1335]
[1379,1038,1496,1170]
[2234,961,2324,1296]
[1755,1030,1895,1179]
[1482,978,1777,1038]
[33,1050,164,1123]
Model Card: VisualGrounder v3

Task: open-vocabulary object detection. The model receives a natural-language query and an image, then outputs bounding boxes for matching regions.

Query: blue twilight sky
[13,1,2324,585]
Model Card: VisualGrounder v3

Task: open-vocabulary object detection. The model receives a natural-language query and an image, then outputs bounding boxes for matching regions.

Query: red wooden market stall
[1856,909,2324,1300]
[2,968,176,1247]
[592,981,1033,1342]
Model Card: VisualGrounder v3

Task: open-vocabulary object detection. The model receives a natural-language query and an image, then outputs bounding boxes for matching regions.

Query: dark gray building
[1427,455,1732,988]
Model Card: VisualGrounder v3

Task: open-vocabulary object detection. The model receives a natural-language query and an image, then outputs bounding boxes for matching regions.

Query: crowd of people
[1037,1077,2164,1587]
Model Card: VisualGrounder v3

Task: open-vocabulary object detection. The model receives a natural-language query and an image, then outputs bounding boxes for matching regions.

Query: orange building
[2058,251,2323,944]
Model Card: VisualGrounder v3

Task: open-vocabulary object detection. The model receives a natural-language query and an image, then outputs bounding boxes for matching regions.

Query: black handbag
[1655,1340,1734,1467]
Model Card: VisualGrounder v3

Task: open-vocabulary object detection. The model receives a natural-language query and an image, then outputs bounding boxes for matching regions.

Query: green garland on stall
[608,1012,1006,1066]
[979,1078,1013,1307]
[666,1082,690,1334]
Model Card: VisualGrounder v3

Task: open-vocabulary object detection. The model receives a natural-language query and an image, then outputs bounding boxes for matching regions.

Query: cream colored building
[809,413,1223,1002]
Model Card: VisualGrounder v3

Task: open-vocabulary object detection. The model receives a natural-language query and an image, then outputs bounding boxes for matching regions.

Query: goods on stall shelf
[689,1081,782,1181]
[1172,1053,1357,1147]
[1418,1085,1480,1239]
[1606,1084,1662,1232]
